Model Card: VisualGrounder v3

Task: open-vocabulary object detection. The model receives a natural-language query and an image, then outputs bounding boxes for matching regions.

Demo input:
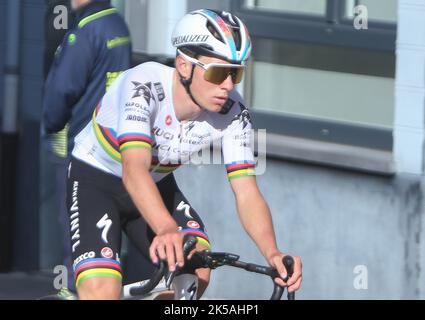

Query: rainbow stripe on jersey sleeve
[225,160,256,181]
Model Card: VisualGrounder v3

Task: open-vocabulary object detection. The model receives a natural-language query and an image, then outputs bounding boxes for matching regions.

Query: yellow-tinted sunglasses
[178,49,245,85]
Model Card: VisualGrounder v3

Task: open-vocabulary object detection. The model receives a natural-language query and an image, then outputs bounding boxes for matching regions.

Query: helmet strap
[178,65,205,110]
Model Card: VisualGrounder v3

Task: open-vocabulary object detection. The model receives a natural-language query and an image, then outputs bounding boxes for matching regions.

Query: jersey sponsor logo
[101,247,114,259]
[172,34,210,46]
[234,131,251,147]
[96,214,112,244]
[179,137,210,145]
[154,82,165,101]
[125,114,148,123]
[232,102,251,129]
[186,122,195,132]
[165,115,172,126]
[177,201,194,219]
[152,127,174,140]
[124,102,151,116]
[190,132,211,140]
[153,144,191,158]
[187,220,200,229]
[73,251,95,267]
[131,81,152,105]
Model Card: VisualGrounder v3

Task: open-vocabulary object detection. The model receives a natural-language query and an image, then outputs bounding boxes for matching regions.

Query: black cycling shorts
[67,157,210,289]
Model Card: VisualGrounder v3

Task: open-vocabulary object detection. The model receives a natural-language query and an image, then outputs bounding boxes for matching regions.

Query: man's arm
[121,148,184,271]
[230,176,279,259]
[42,31,94,133]
[230,176,303,292]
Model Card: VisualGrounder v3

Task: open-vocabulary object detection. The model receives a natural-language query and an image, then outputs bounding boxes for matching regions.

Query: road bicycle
[40,235,296,300]
[122,235,295,300]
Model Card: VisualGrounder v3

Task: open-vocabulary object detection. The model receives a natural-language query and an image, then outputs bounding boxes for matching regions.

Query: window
[345,0,398,24]
[249,39,395,130]
[244,0,327,16]
[231,0,397,173]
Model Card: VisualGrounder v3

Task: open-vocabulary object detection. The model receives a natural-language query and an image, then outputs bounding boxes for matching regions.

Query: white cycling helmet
[171,9,252,64]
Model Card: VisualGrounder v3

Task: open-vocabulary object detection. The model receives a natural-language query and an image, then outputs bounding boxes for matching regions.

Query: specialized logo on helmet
[131,81,153,105]
[172,9,251,62]
[172,34,210,46]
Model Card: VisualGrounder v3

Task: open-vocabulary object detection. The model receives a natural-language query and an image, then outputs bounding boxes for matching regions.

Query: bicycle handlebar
[129,235,297,300]
[128,234,197,297]
[225,254,294,300]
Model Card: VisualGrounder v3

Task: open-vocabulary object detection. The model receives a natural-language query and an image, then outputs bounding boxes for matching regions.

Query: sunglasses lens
[204,66,244,84]
[232,68,244,84]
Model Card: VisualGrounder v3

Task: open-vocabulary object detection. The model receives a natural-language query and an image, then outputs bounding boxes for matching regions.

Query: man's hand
[149,230,185,272]
[268,252,302,293]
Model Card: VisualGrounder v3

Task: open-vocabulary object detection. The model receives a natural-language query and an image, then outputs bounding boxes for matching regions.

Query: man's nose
[221,74,235,91]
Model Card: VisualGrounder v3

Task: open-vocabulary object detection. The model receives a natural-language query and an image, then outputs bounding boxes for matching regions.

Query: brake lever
[165,235,198,289]
[283,255,295,300]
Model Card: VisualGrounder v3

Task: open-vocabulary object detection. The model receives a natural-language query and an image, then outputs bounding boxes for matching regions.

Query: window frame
[230,0,397,52]
[230,0,396,174]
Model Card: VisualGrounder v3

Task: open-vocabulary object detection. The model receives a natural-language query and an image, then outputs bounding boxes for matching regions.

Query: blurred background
[0,0,424,299]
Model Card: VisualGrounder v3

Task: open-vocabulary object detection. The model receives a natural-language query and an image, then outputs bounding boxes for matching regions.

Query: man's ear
[175,55,191,79]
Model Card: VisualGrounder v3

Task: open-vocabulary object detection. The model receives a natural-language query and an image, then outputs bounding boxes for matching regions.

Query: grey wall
[174,160,425,299]
[187,0,232,11]
[0,0,6,116]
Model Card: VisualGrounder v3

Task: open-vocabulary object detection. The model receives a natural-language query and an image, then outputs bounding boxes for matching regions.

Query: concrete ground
[0,271,56,300]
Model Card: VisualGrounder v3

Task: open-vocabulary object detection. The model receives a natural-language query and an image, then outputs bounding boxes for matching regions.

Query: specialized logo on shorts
[187,280,198,300]
[177,201,194,219]
[187,220,200,229]
[96,214,112,244]
[165,115,172,126]
[73,251,95,268]
[101,247,114,259]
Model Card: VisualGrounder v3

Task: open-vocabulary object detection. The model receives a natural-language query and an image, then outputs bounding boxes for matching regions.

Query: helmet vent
[230,25,242,51]
[207,21,225,43]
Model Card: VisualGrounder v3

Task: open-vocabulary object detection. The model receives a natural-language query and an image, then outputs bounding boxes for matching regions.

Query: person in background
[42,0,132,297]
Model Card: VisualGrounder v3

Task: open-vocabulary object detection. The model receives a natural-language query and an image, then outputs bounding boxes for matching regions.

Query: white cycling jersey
[72,62,255,182]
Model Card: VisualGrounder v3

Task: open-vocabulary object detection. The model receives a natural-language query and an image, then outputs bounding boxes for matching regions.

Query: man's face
[71,0,90,10]
[189,55,242,113]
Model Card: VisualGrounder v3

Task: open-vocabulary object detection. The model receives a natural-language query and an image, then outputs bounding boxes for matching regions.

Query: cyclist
[68,9,303,299]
